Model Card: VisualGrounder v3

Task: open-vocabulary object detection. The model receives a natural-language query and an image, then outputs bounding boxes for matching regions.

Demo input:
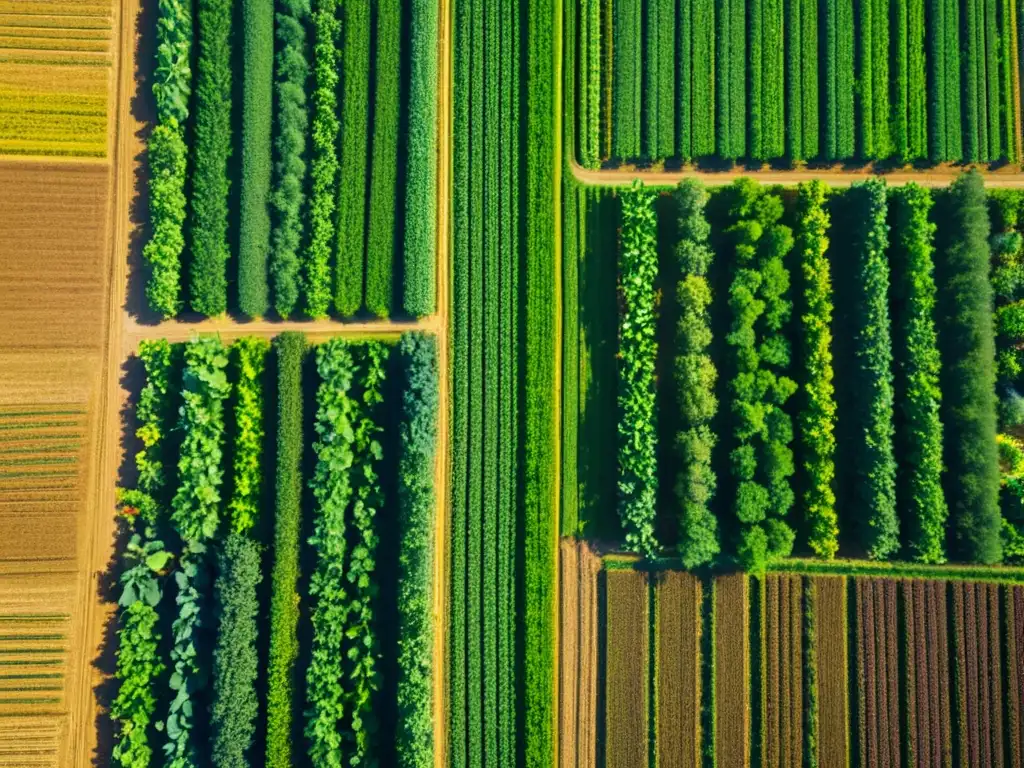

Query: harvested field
[603,569,649,768]
[814,575,849,768]
[0,1,113,156]
[655,570,701,768]
[952,582,1005,767]
[715,573,749,768]
[903,580,953,768]
[560,539,602,768]
[0,713,67,768]
[762,574,802,768]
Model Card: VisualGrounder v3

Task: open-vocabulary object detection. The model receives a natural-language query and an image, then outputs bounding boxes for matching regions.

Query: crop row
[111,332,439,768]
[143,0,439,320]
[562,173,1001,568]
[576,0,1021,164]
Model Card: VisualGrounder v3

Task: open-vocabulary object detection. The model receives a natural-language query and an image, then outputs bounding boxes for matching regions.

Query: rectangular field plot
[813,575,849,768]
[762,574,803,768]
[902,580,953,768]
[559,539,601,768]
[854,578,902,768]
[715,573,749,768]
[655,571,701,768]
[603,569,649,768]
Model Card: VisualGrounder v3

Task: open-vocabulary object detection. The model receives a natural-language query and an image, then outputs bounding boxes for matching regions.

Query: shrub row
[672,179,719,568]
[618,181,660,558]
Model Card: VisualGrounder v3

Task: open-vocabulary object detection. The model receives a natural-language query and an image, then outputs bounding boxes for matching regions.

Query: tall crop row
[111,340,175,768]
[604,570,650,767]
[655,571,702,767]
[618,181,659,558]
[611,0,640,158]
[672,180,719,567]
[714,574,749,768]
[761,574,803,767]
[237,0,273,316]
[812,576,848,767]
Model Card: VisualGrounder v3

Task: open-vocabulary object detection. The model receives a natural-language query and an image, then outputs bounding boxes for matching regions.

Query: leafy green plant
[618,181,660,558]
[795,180,838,559]
[144,123,187,318]
[672,179,719,567]
[228,338,270,534]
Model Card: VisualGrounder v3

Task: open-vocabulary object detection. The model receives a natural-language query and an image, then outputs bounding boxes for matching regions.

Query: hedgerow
[211,534,261,768]
[845,179,899,559]
[935,171,1001,563]
[237,0,273,317]
[395,334,438,768]
[795,181,838,559]
[618,181,660,558]
[265,332,305,768]
[672,179,719,567]
[145,0,191,318]
[366,0,401,317]
[189,0,233,316]
[111,340,174,768]
[889,185,947,563]
[304,0,339,319]
[335,0,371,317]
[165,336,231,768]
[269,0,309,319]
[403,0,439,317]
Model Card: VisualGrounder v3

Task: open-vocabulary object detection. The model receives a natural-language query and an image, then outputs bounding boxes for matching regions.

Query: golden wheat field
[0,0,113,156]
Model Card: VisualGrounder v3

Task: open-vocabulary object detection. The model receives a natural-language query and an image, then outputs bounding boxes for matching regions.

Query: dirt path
[569,158,1024,187]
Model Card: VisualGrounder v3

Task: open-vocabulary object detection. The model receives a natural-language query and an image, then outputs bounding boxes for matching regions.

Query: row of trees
[614,173,1002,570]
[111,333,439,768]
[586,0,1021,165]
[144,0,438,321]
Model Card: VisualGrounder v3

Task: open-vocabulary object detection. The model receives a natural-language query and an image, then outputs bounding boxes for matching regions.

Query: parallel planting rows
[562,173,1023,574]
[109,333,438,768]
[571,0,1023,166]
[143,0,439,320]
[562,562,1024,766]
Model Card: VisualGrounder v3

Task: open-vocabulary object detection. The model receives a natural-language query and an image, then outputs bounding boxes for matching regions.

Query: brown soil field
[654,570,701,768]
[762,574,802,768]
[1009,587,1024,768]
[715,573,749,768]
[814,575,849,768]
[854,578,901,768]
[0,0,113,156]
[603,569,649,768]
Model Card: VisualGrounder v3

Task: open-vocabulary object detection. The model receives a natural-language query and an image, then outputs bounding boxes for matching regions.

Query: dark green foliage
[824,0,855,159]
[237,0,273,317]
[672,180,719,567]
[265,332,304,768]
[366,0,401,317]
[785,0,803,160]
[795,181,838,559]
[144,123,187,318]
[403,0,439,316]
[715,0,745,159]
[936,171,1001,563]
[618,181,660,557]
[189,0,233,316]
[928,0,946,161]
[396,334,438,768]
[211,534,262,768]
[305,0,340,319]
[750,0,783,159]
[335,0,371,317]
[890,185,948,563]
[270,0,309,319]
[612,0,640,157]
[856,0,889,157]
[112,601,164,768]
[845,180,899,559]
[228,337,270,534]
[800,0,818,158]
[690,0,715,156]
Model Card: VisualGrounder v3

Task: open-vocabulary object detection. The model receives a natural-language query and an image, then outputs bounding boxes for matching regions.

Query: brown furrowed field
[560,539,602,768]
[814,575,849,768]
[762,574,802,768]
[1008,587,1024,768]
[604,569,649,768]
[715,573,749,768]
[903,580,953,768]
[0,0,113,157]
[854,578,901,768]
[655,571,701,768]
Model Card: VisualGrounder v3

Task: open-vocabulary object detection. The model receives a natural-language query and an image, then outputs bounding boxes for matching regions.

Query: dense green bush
[335,0,371,317]
[269,0,309,319]
[366,0,401,317]
[795,181,838,559]
[403,0,439,317]
[112,601,163,768]
[189,0,233,316]
[672,180,719,567]
[845,180,899,559]
[617,181,660,558]
[936,171,1001,563]
[396,334,438,768]
[211,534,261,768]
[265,332,305,768]
[304,0,339,319]
[237,0,273,317]
[890,185,947,563]
[145,122,187,319]
[228,337,269,533]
